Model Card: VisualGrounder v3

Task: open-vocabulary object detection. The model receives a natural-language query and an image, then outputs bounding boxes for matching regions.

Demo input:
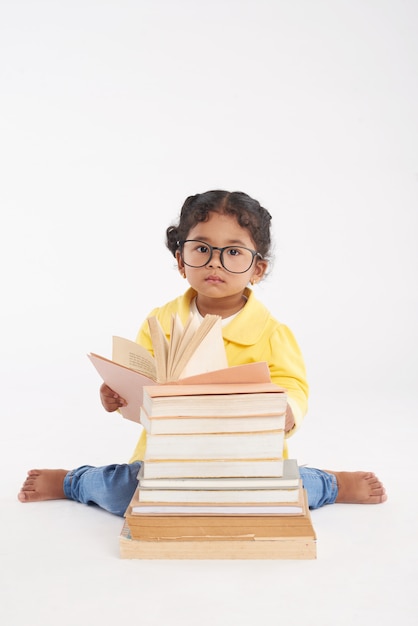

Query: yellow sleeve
[268,324,309,438]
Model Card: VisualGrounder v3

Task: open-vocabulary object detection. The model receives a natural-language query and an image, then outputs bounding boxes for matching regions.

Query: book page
[176,316,228,379]
[147,317,169,382]
[166,314,184,378]
[168,314,224,380]
[148,312,227,382]
[167,313,201,378]
[112,336,157,380]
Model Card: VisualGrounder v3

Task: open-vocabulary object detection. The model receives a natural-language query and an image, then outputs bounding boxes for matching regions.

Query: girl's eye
[227,247,240,256]
[196,245,209,254]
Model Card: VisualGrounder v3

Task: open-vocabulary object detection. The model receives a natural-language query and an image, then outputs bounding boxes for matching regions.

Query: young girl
[18,190,386,516]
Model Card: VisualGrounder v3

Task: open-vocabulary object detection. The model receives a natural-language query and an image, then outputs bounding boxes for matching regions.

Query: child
[18,190,386,516]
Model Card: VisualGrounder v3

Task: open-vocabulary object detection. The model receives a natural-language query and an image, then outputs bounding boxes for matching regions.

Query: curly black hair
[166,190,272,260]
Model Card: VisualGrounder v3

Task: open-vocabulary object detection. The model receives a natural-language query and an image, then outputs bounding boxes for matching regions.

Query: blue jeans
[63,462,338,517]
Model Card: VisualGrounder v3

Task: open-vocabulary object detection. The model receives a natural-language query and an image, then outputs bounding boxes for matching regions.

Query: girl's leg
[19,464,386,512]
[63,462,141,517]
[299,467,338,509]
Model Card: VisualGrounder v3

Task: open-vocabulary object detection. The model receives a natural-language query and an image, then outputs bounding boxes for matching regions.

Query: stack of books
[121,383,316,560]
[89,312,316,559]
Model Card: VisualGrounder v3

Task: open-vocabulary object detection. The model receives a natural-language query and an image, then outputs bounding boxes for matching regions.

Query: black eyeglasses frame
[177,239,262,274]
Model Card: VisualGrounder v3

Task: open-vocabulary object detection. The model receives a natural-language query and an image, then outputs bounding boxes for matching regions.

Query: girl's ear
[250,258,268,285]
[176,250,186,278]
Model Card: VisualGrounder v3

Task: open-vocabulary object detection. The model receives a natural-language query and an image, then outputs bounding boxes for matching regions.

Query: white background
[1,2,417,625]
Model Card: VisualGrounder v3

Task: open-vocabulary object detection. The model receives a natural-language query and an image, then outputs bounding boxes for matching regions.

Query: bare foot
[329,471,387,504]
[18,469,68,503]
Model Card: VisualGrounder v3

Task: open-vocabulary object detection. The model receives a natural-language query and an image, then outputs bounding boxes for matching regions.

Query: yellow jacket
[129,287,308,462]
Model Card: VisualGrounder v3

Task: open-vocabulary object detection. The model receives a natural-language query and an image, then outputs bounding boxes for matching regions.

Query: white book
[142,384,287,418]
[136,481,302,504]
[144,430,284,461]
[141,458,284,479]
[130,502,304,515]
[137,458,300,489]
[139,405,286,435]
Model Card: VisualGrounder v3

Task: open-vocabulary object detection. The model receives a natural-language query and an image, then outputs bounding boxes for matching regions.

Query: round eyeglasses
[177,240,261,274]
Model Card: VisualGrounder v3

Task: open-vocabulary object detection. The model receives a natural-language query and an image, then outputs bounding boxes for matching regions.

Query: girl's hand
[100,383,127,412]
[285,404,296,433]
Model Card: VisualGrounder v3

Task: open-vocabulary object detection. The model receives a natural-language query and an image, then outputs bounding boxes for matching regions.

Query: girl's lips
[205,275,224,283]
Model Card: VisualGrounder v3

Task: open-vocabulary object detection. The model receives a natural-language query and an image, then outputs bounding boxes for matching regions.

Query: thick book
[134,480,302,505]
[125,515,315,540]
[137,458,300,490]
[141,382,287,419]
[144,430,284,461]
[119,520,317,560]
[125,508,313,538]
[141,458,284,479]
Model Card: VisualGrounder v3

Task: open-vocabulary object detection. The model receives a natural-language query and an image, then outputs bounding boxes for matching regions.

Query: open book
[110,313,227,383]
[88,312,272,422]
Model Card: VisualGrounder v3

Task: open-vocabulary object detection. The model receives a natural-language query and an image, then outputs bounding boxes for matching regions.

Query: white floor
[1,370,416,626]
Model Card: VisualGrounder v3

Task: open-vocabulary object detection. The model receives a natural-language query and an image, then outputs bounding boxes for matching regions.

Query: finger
[100,383,118,397]
[103,395,127,409]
